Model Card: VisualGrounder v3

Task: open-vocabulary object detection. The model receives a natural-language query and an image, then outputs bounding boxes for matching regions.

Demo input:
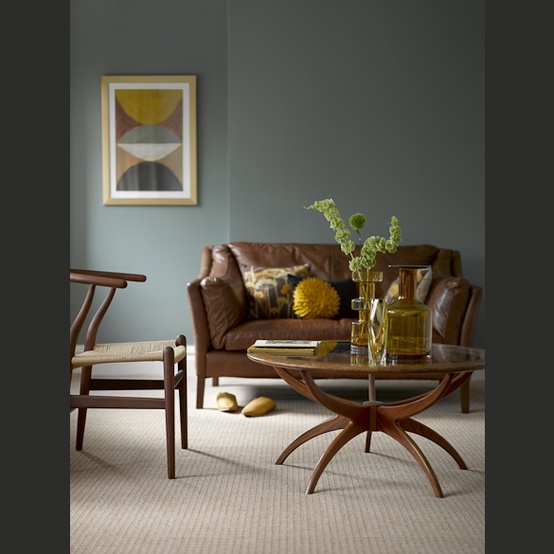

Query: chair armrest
[70,268,147,284]
[70,271,128,289]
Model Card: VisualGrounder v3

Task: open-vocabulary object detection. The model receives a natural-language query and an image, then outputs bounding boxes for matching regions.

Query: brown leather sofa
[187,242,482,411]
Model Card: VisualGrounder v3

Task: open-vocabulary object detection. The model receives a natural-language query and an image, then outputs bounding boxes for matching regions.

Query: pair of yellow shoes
[216,393,276,416]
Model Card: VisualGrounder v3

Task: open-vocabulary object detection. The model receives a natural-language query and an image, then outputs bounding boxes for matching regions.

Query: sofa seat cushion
[222,317,353,351]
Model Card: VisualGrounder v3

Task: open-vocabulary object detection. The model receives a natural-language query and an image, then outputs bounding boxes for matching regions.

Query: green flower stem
[305,199,402,271]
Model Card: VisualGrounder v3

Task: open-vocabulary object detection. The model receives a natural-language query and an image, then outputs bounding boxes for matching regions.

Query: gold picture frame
[101,75,197,205]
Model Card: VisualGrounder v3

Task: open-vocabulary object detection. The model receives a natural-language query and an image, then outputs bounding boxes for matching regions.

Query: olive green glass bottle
[386,265,432,361]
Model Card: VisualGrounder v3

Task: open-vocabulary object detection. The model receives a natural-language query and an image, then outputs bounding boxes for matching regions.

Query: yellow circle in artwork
[116,89,182,125]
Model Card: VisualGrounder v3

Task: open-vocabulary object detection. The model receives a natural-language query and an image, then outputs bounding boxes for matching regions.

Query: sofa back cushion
[228,242,452,296]
[229,242,354,281]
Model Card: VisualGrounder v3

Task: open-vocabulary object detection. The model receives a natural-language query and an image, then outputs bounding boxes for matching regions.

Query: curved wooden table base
[273,367,472,497]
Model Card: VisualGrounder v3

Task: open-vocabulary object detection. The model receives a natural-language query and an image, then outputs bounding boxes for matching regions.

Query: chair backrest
[70,270,147,361]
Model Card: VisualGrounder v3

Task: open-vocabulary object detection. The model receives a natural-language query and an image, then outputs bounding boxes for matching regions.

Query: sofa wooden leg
[212,376,219,386]
[460,379,470,413]
[196,376,206,409]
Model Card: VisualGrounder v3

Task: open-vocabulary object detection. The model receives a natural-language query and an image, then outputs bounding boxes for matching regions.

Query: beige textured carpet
[70,370,485,553]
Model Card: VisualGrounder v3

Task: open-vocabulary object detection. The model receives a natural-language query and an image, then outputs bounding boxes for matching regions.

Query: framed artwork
[101,75,197,205]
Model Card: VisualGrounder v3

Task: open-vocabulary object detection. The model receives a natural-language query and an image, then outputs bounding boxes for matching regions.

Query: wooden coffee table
[247,341,485,497]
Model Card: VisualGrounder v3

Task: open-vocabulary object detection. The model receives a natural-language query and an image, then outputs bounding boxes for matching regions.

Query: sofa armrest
[459,285,482,346]
[427,276,471,345]
[187,277,212,356]
[199,277,248,349]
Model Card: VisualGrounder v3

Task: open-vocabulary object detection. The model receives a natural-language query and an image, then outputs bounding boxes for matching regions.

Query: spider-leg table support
[273,367,472,498]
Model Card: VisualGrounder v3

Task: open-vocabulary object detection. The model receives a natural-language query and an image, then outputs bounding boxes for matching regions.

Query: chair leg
[176,334,188,449]
[163,348,176,479]
[76,365,93,450]
[178,358,188,449]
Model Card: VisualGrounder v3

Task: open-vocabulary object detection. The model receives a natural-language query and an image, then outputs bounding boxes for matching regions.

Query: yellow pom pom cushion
[288,274,357,319]
[385,267,433,304]
[292,277,340,319]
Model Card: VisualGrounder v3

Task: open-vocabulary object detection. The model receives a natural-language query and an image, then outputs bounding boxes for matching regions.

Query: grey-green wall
[70,0,485,349]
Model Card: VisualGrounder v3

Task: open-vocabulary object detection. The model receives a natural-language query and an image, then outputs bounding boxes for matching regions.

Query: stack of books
[247,339,321,356]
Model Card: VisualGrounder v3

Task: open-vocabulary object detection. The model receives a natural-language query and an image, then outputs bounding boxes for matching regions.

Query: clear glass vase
[350,269,383,348]
[386,265,432,361]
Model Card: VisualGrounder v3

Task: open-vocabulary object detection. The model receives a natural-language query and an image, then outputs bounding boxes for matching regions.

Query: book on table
[248,339,321,356]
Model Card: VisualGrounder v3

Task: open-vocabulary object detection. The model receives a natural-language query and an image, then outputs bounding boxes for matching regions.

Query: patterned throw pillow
[292,277,340,319]
[385,267,433,304]
[242,264,311,319]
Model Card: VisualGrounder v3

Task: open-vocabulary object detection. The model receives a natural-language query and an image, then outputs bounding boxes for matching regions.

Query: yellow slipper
[242,397,276,417]
[217,392,238,412]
